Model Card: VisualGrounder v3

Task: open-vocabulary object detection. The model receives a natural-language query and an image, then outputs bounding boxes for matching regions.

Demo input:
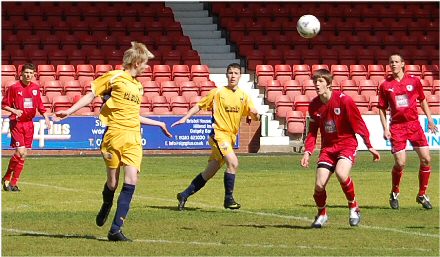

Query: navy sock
[224,172,236,200]
[181,173,206,198]
[102,183,115,205]
[110,183,135,233]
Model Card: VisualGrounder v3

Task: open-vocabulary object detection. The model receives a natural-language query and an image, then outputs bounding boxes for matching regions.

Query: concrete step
[178,17,213,25]
[194,45,231,53]
[191,38,226,46]
[201,59,241,68]
[165,2,204,11]
[258,145,294,153]
[182,24,218,31]
[260,136,291,146]
[173,10,209,18]
[201,53,237,59]
[185,30,222,39]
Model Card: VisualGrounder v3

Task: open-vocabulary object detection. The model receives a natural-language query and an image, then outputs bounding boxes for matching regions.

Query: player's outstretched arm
[300,151,311,168]
[139,116,172,138]
[171,104,201,127]
[368,148,380,162]
[54,92,95,120]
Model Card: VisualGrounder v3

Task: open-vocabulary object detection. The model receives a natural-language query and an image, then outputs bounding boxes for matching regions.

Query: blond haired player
[55,42,172,241]
[172,63,260,210]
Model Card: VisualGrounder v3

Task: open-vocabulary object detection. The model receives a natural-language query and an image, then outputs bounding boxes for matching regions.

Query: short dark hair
[226,63,241,73]
[389,53,405,63]
[22,63,36,72]
[312,69,333,86]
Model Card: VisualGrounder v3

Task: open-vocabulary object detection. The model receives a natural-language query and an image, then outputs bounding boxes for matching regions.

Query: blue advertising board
[1,116,239,150]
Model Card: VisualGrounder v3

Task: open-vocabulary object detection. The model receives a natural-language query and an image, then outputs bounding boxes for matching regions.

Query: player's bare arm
[54,92,95,120]
[171,104,201,127]
[139,116,172,138]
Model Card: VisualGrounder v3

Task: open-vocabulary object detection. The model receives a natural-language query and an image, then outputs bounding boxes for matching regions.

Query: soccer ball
[296,15,321,39]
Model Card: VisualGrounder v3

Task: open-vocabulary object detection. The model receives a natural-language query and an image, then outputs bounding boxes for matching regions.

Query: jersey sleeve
[414,77,425,102]
[304,104,318,154]
[91,72,114,97]
[377,83,388,110]
[1,86,13,109]
[36,88,47,115]
[242,93,255,117]
[197,88,217,110]
[344,96,373,149]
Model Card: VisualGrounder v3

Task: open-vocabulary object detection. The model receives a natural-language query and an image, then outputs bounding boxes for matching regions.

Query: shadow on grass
[225,224,312,230]
[300,204,391,210]
[13,232,107,241]
[146,205,207,212]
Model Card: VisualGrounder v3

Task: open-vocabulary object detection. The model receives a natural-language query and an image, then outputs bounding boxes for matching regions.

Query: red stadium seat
[293,64,311,85]
[172,64,190,83]
[286,110,305,139]
[421,65,439,86]
[190,65,210,83]
[76,64,95,80]
[283,80,303,100]
[43,80,64,100]
[52,95,72,112]
[349,65,368,85]
[63,80,83,99]
[198,80,216,96]
[367,65,385,85]
[265,80,284,104]
[95,64,113,77]
[56,65,76,80]
[358,80,378,99]
[160,81,180,102]
[2,65,17,79]
[153,65,172,84]
[293,95,311,116]
[142,81,161,98]
[274,64,292,85]
[275,95,294,119]
[340,80,359,97]
[351,94,369,114]
[170,95,189,115]
[255,65,274,88]
[179,81,199,102]
[311,64,329,73]
[151,95,171,115]
[404,64,422,78]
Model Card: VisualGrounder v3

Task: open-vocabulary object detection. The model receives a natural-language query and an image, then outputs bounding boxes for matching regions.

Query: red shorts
[317,144,357,172]
[390,120,428,154]
[10,120,34,148]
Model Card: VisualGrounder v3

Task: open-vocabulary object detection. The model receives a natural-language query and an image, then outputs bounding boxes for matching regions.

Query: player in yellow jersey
[172,63,260,210]
[55,42,172,241]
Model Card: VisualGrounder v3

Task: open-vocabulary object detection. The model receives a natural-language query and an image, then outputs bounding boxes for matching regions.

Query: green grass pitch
[2,151,439,256]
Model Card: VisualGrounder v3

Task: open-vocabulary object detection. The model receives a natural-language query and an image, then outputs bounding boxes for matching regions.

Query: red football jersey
[2,81,46,122]
[305,91,373,154]
[378,74,425,124]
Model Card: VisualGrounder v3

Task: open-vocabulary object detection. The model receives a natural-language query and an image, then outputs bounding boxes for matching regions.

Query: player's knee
[16,149,27,159]
[314,184,326,192]
[420,156,431,166]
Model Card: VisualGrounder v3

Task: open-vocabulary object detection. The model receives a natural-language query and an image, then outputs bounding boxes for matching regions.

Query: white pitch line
[20,182,440,238]
[3,228,432,252]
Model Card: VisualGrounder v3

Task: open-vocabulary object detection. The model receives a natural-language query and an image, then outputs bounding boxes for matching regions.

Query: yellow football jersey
[92,70,143,131]
[198,86,254,135]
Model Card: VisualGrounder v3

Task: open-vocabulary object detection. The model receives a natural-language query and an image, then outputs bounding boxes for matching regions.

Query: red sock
[3,154,21,181]
[313,189,327,215]
[418,165,431,196]
[10,158,25,186]
[340,177,357,208]
[391,166,403,193]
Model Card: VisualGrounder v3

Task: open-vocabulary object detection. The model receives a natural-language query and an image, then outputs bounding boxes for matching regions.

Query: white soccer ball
[296,15,321,39]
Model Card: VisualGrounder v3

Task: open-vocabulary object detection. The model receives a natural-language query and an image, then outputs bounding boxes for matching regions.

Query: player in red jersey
[378,53,438,210]
[300,69,380,228]
[1,63,51,191]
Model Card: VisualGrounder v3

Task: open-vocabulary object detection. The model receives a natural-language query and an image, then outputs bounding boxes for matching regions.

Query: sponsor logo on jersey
[406,85,414,91]
[334,108,341,115]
